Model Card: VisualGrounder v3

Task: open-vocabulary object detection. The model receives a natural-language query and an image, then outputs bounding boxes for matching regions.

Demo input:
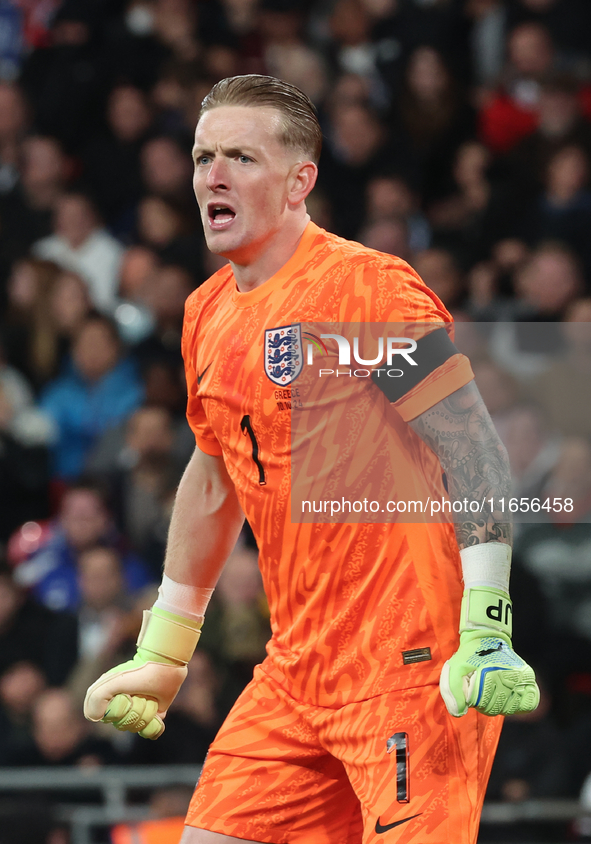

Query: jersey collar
[230,221,321,309]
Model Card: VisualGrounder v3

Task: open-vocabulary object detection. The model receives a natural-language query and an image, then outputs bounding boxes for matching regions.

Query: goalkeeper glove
[439,586,540,717]
[83,607,202,739]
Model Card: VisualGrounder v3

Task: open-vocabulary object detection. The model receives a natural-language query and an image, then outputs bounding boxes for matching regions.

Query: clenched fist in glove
[84,607,202,739]
[440,585,540,717]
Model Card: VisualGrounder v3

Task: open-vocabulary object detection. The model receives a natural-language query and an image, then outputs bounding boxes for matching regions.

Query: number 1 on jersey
[240,415,266,486]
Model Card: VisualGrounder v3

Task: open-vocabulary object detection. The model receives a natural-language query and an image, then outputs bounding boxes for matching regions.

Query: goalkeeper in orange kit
[85,75,538,844]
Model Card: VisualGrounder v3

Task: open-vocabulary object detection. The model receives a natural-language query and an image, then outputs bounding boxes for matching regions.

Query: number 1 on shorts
[387,731,410,803]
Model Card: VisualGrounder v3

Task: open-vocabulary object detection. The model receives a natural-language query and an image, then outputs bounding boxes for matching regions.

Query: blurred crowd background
[1,0,591,840]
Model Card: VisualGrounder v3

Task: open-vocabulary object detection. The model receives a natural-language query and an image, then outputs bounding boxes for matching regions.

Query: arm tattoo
[408,381,512,549]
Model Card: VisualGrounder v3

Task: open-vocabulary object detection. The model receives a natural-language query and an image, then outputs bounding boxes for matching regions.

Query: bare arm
[164,446,245,586]
[408,380,512,550]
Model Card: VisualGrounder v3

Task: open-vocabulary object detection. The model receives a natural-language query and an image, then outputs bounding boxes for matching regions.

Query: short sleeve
[182,293,223,456]
[338,256,474,417]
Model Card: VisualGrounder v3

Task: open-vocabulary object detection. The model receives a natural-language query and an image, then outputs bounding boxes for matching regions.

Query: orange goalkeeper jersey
[182,222,473,706]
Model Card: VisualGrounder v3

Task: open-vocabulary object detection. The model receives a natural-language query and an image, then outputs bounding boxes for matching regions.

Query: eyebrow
[192,145,255,162]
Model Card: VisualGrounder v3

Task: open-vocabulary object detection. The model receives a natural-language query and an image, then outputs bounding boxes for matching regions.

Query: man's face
[192,105,298,263]
[60,490,108,550]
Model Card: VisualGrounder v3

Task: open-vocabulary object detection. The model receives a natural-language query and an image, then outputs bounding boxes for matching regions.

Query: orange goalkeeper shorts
[185,665,502,844]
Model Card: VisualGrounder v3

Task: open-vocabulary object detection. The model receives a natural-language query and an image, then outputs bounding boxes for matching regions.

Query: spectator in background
[0,569,77,686]
[67,545,150,707]
[46,270,93,367]
[519,144,591,277]
[478,22,556,154]
[513,241,583,317]
[319,101,394,238]
[178,76,223,139]
[112,245,159,346]
[0,661,47,766]
[490,241,585,332]
[143,359,191,427]
[502,402,561,503]
[0,379,51,541]
[82,84,154,236]
[0,82,28,196]
[40,315,144,479]
[487,681,572,801]
[328,72,373,111]
[513,440,591,691]
[507,74,591,195]
[466,0,508,88]
[540,437,591,523]
[357,216,410,262]
[19,4,103,154]
[33,192,125,315]
[0,257,62,387]
[200,545,271,714]
[118,245,160,302]
[365,174,431,254]
[411,247,466,312]
[140,135,195,213]
[13,483,152,613]
[8,687,118,767]
[135,194,203,277]
[265,39,328,109]
[471,356,520,440]
[150,59,202,139]
[87,406,186,576]
[134,263,194,369]
[75,546,136,665]
[151,0,201,65]
[507,0,591,70]
[0,135,70,267]
[3,264,92,391]
[464,239,532,321]
[134,359,196,469]
[527,298,591,440]
[327,0,370,77]
[100,0,171,93]
[395,45,475,203]
[0,337,30,405]
[202,44,240,85]
[428,140,495,264]
[486,243,584,379]
[326,0,403,96]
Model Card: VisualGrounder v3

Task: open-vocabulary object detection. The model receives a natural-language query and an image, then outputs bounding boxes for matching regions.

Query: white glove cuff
[460,543,511,594]
[154,574,214,622]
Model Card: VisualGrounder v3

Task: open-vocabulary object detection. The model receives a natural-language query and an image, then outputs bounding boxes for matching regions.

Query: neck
[230,214,310,293]
[64,231,93,250]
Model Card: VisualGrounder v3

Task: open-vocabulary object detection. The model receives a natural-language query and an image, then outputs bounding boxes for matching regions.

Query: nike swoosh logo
[197,363,212,385]
[375,813,422,834]
[476,642,504,657]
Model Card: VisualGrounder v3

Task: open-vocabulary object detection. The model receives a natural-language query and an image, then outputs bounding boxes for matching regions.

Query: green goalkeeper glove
[439,586,540,717]
[83,607,202,739]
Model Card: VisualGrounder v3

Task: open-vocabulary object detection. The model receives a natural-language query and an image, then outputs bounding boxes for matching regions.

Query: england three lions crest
[265,324,302,385]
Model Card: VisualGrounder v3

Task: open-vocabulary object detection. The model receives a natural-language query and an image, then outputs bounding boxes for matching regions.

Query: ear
[287,161,318,206]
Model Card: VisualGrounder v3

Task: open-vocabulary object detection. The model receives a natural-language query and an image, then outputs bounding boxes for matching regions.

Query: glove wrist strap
[460,587,513,639]
[137,609,202,665]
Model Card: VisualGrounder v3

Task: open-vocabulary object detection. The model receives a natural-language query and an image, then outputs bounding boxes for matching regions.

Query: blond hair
[199,75,322,164]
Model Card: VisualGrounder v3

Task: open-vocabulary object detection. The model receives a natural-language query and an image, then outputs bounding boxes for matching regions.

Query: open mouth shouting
[208,202,236,230]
